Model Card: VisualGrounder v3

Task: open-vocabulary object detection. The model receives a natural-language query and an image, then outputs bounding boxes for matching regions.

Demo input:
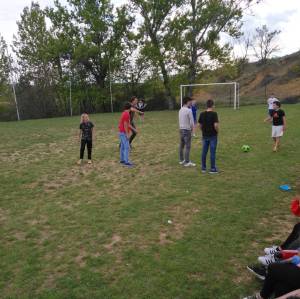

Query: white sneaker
[179,160,185,165]
[88,160,92,164]
[264,246,280,255]
[184,161,196,167]
[258,254,276,266]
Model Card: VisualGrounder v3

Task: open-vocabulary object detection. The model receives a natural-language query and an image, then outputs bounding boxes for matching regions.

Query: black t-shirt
[271,109,285,126]
[198,111,219,137]
[79,121,94,140]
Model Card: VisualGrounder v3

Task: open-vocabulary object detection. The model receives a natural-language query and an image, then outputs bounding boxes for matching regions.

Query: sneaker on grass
[179,160,185,165]
[209,168,218,174]
[201,168,206,173]
[247,265,266,280]
[124,162,134,168]
[264,246,280,255]
[258,254,276,266]
[184,161,196,167]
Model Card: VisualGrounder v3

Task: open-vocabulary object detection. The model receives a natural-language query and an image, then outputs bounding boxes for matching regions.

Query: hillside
[238,51,300,104]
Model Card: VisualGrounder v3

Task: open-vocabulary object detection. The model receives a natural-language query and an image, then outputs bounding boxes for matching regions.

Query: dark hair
[182,96,192,105]
[124,102,132,110]
[130,96,138,103]
[206,99,214,108]
[273,100,281,107]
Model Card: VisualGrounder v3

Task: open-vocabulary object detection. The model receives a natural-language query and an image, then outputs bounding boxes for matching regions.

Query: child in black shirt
[264,101,286,152]
[78,113,94,164]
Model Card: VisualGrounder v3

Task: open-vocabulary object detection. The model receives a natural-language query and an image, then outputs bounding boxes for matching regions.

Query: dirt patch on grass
[75,248,88,268]
[104,234,122,253]
[159,232,173,245]
[188,272,204,282]
[158,204,200,246]
[0,207,7,223]
[14,231,26,241]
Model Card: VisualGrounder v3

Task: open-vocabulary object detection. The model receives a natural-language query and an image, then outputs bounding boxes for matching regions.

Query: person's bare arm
[275,288,300,299]
[264,116,272,123]
[214,122,219,133]
[129,124,138,134]
[131,107,144,115]
[124,121,130,139]
[283,116,287,131]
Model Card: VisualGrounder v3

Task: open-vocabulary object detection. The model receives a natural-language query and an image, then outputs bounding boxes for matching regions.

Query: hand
[283,126,286,132]
[126,134,130,140]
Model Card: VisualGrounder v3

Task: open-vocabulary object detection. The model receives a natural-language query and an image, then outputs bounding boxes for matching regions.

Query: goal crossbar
[180,82,240,110]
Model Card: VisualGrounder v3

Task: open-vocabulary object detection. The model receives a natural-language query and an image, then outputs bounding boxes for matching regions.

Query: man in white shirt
[267,93,279,116]
[179,97,196,167]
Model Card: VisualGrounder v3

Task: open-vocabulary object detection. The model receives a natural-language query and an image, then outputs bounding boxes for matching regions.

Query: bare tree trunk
[158,57,175,109]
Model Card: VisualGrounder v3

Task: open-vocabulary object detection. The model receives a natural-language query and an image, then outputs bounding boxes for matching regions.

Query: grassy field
[1,105,300,299]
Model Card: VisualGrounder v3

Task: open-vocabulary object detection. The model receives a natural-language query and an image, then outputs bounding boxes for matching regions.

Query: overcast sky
[1,0,300,58]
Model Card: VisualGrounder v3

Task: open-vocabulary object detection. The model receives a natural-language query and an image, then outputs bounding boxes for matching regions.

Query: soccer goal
[180,82,240,109]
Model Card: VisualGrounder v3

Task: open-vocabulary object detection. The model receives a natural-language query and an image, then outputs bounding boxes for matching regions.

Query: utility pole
[67,53,73,117]
[69,73,72,117]
[108,59,113,113]
[6,49,20,121]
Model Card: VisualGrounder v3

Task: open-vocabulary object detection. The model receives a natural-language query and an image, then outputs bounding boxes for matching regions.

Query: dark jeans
[201,135,217,170]
[80,139,92,159]
[260,263,300,298]
[281,223,300,250]
[179,129,192,162]
[129,121,137,145]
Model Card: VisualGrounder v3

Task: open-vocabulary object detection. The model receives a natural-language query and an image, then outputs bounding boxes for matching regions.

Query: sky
[0,0,300,58]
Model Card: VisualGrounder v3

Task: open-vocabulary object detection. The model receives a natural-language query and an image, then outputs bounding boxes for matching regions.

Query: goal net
[180,82,240,109]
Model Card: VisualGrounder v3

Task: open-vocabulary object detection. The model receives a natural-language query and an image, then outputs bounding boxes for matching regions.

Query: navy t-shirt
[198,111,219,137]
[79,121,94,140]
[271,109,285,126]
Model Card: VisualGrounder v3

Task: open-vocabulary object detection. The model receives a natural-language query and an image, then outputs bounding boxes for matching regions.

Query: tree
[130,0,184,109]
[252,24,281,64]
[65,0,134,88]
[171,0,256,90]
[13,2,62,118]
[0,35,10,94]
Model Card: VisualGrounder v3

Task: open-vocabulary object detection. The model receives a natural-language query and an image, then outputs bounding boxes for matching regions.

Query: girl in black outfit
[78,113,94,164]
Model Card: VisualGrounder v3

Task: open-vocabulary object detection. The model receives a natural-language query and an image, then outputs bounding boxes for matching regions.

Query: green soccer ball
[241,145,250,152]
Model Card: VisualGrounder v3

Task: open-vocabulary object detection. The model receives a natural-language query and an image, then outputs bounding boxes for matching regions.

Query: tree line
[0,0,282,120]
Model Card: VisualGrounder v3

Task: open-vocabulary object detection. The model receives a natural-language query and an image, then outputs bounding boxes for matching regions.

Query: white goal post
[180,82,240,110]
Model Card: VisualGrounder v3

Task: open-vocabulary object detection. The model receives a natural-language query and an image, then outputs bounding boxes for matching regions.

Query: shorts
[272,125,284,138]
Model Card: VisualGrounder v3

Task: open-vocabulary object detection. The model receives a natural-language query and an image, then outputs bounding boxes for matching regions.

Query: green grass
[1,105,300,299]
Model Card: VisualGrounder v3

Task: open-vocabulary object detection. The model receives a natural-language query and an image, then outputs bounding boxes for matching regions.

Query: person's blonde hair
[80,113,89,123]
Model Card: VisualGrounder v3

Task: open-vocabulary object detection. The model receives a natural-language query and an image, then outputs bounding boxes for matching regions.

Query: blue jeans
[119,133,130,163]
[201,136,218,170]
